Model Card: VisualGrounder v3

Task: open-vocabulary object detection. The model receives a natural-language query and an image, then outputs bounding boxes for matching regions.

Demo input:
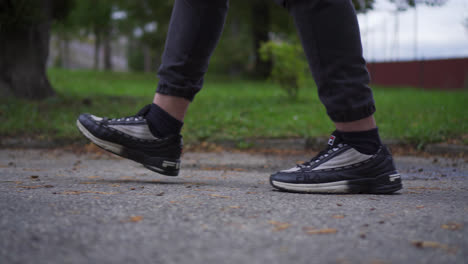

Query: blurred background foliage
[1,0,447,99]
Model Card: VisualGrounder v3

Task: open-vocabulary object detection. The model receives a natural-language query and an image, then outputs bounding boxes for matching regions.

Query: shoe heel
[370,172,403,194]
[143,157,180,176]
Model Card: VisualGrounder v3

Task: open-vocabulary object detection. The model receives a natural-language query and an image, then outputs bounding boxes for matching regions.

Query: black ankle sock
[145,103,183,138]
[337,128,382,155]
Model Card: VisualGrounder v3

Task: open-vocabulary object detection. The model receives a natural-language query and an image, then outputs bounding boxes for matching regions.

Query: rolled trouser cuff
[156,81,200,102]
[327,102,376,122]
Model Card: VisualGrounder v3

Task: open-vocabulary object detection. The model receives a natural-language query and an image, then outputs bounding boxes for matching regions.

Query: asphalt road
[0,148,467,264]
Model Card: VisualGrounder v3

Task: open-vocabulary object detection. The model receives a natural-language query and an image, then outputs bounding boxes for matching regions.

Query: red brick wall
[367,58,468,90]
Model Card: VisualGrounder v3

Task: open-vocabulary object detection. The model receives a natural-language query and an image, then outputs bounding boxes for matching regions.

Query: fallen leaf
[30,175,39,179]
[229,206,241,209]
[200,177,218,180]
[119,176,136,180]
[269,221,291,231]
[303,227,337,235]
[411,240,457,254]
[208,194,231,199]
[61,191,82,195]
[23,168,42,172]
[332,214,345,219]
[59,190,118,195]
[18,185,53,189]
[441,222,463,231]
[416,205,425,209]
[126,216,143,222]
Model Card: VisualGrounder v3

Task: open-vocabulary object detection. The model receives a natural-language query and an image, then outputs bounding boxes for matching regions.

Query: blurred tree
[115,0,173,72]
[0,0,73,99]
[391,0,448,8]
[52,1,79,69]
[260,40,308,99]
[252,0,273,78]
[240,0,374,78]
[111,0,375,76]
[68,0,114,70]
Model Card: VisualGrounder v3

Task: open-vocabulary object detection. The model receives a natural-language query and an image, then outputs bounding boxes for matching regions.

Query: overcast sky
[356,0,468,62]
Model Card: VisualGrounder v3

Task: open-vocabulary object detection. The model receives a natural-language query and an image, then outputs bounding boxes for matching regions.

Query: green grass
[1,68,467,146]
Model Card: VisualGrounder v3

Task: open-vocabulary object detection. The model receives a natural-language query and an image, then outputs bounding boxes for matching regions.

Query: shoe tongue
[136,104,152,116]
[327,131,343,147]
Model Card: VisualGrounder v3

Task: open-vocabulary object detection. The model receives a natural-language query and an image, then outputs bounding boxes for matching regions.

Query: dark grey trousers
[157,0,375,122]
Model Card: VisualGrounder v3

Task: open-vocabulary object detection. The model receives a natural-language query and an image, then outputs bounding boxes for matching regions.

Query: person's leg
[76,0,229,176]
[147,0,229,137]
[289,0,375,127]
[270,0,402,194]
[152,0,229,121]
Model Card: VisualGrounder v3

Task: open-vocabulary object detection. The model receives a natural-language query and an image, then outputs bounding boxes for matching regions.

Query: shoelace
[109,116,144,122]
[297,144,345,168]
[108,105,151,122]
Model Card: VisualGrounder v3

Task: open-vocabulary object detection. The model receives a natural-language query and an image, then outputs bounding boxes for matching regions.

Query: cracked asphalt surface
[0,148,467,264]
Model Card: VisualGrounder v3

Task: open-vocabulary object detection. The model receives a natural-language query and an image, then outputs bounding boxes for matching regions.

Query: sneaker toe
[270,171,295,184]
[77,113,105,135]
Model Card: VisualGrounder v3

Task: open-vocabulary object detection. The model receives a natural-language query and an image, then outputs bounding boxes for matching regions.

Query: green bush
[259,40,309,99]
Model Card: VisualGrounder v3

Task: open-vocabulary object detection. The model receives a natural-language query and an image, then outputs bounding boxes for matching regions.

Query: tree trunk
[63,34,70,68]
[0,1,55,99]
[251,0,272,79]
[93,28,101,70]
[103,26,112,70]
[143,44,152,73]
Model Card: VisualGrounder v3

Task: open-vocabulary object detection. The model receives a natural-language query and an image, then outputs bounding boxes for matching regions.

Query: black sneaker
[270,132,402,194]
[76,105,182,176]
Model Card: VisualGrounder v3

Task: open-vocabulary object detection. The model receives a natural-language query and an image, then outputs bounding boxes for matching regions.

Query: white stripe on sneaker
[313,148,372,171]
[108,124,158,140]
[272,180,351,193]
